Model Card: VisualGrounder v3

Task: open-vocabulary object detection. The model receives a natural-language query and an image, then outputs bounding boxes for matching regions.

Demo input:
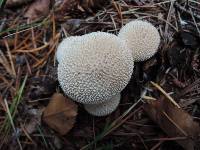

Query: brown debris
[5,0,33,7]
[79,0,110,13]
[54,0,78,14]
[24,108,44,134]
[43,93,78,135]
[143,95,200,150]
[28,76,56,101]
[24,0,51,21]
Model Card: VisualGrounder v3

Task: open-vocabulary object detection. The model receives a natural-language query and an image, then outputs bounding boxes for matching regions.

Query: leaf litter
[42,93,78,135]
[24,0,51,21]
[143,82,200,150]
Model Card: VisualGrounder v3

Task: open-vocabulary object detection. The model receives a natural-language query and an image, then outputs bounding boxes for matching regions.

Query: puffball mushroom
[57,32,134,104]
[118,20,160,61]
[84,93,121,116]
[56,36,80,63]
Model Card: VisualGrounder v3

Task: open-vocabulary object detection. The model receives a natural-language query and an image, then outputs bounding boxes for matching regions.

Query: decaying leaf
[143,96,200,150]
[24,0,50,21]
[43,93,78,135]
[5,0,33,7]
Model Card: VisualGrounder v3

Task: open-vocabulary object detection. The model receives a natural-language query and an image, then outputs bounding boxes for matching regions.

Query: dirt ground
[1,0,200,150]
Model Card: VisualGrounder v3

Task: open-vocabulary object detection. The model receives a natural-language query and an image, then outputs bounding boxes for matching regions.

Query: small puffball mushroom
[56,36,80,63]
[118,20,160,62]
[57,32,134,104]
[84,93,121,116]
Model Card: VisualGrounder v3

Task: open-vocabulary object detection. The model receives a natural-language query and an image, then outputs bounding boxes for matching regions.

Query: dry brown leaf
[143,96,200,150]
[43,93,78,135]
[5,0,33,7]
[24,0,51,21]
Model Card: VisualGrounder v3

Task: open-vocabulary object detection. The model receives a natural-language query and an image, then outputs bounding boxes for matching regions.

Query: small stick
[14,26,19,50]
[0,50,13,76]
[31,27,37,49]
[142,95,157,101]
[13,43,49,53]
[150,81,181,108]
[4,40,16,77]
[189,8,200,36]
[164,0,175,37]
[33,33,60,68]
[175,2,200,20]
[52,13,56,40]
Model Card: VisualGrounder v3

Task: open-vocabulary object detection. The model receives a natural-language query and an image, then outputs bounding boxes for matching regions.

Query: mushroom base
[84,93,121,116]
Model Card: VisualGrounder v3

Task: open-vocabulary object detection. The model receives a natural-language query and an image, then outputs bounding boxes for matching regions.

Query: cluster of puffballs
[56,20,160,116]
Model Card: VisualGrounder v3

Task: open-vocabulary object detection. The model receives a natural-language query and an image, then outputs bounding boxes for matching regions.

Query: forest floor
[1,0,200,150]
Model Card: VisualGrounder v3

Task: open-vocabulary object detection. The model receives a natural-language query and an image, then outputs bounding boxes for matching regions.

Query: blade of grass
[36,125,48,148]
[0,0,6,8]
[4,98,23,150]
[0,17,50,37]
[0,75,28,136]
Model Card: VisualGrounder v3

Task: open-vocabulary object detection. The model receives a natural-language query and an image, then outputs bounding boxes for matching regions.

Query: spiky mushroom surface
[118,20,160,62]
[84,93,121,116]
[57,32,134,104]
[56,36,80,63]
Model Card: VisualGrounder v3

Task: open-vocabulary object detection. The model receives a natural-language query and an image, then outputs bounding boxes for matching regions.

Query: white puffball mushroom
[84,93,121,116]
[57,32,134,104]
[118,20,160,62]
[56,36,80,63]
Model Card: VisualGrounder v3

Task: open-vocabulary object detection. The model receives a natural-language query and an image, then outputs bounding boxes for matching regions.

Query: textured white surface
[57,32,134,104]
[84,93,121,116]
[56,36,80,63]
[118,20,160,62]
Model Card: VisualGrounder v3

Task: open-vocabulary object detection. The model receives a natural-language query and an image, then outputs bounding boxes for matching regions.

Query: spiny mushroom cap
[56,36,80,63]
[84,93,121,116]
[57,32,134,104]
[118,20,160,62]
